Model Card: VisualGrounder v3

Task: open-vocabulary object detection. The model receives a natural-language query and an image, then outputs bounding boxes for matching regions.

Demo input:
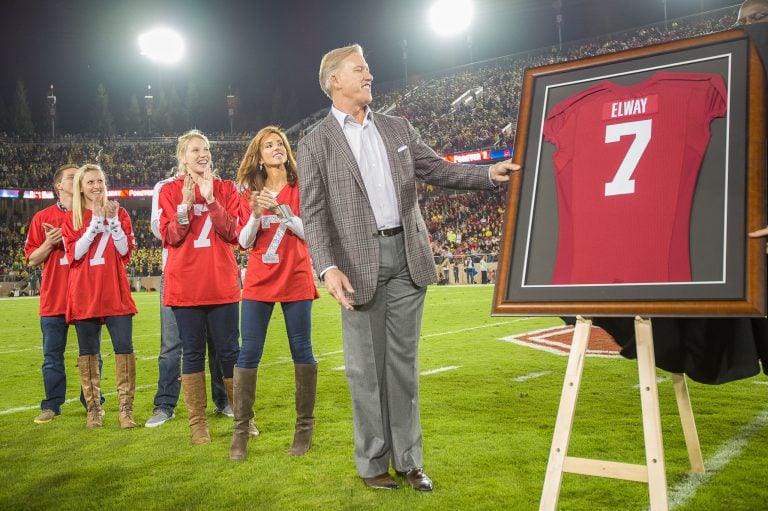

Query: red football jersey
[240,184,319,302]
[62,208,138,322]
[543,71,727,284]
[24,203,70,316]
[159,176,242,306]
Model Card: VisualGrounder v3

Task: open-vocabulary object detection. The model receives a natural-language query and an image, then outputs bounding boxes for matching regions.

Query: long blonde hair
[176,129,213,176]
[72,164,107,230]
[235,126,297,192]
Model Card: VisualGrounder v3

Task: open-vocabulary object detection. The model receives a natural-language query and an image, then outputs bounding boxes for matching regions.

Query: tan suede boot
[78,354,103,429]
[182,372,210,444]
[288,363,317,456]
[115,353,137,429]
[229,367,257,461]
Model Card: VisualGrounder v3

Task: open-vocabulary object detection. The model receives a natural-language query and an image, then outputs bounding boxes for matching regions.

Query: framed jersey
[493,29,767,316]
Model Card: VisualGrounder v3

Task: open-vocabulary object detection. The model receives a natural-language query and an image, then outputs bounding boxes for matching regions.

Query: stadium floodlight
[138,28,185,64]
[428,0,474,36]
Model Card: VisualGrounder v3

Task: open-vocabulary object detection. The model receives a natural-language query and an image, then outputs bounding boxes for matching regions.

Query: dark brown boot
[115,353,137,429]
[288,363,317,456]
[182,372,210,444]
[229,367,257,460]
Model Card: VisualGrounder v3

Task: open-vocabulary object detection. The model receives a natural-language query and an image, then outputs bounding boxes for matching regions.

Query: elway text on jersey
[602,94,658,120]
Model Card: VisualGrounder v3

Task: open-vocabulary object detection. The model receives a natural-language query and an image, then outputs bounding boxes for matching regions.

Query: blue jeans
[40,315,104,413]
[153,277,229,414]
[237,299,315,368]
[173,303,240,377]
[75,315,133,355]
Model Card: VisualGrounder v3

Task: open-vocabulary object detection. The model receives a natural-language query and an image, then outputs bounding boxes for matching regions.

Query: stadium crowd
[0,6,739,284]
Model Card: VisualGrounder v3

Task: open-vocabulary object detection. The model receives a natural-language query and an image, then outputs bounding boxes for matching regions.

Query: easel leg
[539,316,592,511]
[671,373,705,474]
[634,317,669,511]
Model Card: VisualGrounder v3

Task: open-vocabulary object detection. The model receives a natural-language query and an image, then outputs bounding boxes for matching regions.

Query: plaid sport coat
[297,110,495,306]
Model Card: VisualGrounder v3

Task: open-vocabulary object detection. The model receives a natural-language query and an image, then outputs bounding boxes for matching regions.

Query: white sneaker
[145,409,174,428]
[213,405,234,418]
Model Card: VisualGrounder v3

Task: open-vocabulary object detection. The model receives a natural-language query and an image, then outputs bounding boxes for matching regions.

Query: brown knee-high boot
[182,372,210,444]
[288,363,317,456]
[115,353,137,429]
[78,354,103,429]
[229,367,257,460]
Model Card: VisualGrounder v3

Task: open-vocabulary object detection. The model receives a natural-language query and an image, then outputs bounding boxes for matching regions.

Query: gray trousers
[341,233,427,478]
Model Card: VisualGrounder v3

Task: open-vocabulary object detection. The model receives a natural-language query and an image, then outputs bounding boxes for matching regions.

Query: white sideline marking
[0,318,520,414]
[511,371,552,382]
[0,384,156,415]
[753,381,768,385]
[421,318,534,339]
[662,407,768,510]
[331,365,462,376]
[0,347,41,354]
[421,366,460,376]
[138,349,345,364]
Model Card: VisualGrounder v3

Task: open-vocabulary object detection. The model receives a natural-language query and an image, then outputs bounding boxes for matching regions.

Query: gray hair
[318,44,364,99]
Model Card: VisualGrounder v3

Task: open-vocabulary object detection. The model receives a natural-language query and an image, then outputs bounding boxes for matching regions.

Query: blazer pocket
[397,145,408,153]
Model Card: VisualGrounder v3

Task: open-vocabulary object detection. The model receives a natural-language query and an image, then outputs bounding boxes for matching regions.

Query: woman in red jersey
[228,126,319,461]
[63,164,138,429]
[158,130,242,445]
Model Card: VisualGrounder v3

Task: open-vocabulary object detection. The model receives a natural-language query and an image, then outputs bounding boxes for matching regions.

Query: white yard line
[662,407,768,510]
[0,333,158,356]
[421,366,460,376]
[511,371,552,382]
[0,384,156,415]
[0,319,530,414]
[421,318,535,339]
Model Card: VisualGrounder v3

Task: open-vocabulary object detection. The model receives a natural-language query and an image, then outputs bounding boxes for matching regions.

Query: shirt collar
[331,105,373,128]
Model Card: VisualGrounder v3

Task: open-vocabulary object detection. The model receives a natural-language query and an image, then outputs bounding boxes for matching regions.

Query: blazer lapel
[319,112,367,196]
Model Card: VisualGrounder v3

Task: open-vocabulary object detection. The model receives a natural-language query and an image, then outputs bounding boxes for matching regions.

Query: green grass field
[1,285,766,510]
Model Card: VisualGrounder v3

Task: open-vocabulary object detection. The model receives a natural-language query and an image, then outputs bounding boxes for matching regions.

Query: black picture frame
[492,29,766,317]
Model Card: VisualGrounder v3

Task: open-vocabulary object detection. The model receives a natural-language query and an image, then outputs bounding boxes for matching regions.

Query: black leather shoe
[396,468,433,492]
[362,472,400,490]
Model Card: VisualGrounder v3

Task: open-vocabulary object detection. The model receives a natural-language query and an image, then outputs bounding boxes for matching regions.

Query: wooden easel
[539,316,705,511]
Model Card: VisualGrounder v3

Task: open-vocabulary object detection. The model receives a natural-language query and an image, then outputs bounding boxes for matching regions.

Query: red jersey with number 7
[158,176,243,306]
[62,207,138,322]
[542,71,727,284]
[240,183,319,303]
[24,203,70,316]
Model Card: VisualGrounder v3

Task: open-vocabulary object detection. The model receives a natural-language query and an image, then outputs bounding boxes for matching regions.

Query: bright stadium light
[138,27,185,64]
[429,0,474,36]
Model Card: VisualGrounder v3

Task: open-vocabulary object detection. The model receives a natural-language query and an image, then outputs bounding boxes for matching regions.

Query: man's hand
[323,267,355,310]
[43,223,62,247]
[749,226,768,253]
[489,158,521,184]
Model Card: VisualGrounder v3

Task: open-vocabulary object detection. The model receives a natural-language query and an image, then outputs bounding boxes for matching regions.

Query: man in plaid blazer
[298,44,518,491]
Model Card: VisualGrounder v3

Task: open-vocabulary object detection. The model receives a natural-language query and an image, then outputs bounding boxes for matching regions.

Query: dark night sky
[1,0,740,133]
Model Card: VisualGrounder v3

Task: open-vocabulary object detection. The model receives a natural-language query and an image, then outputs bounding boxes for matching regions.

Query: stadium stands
[0,6,739,283]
